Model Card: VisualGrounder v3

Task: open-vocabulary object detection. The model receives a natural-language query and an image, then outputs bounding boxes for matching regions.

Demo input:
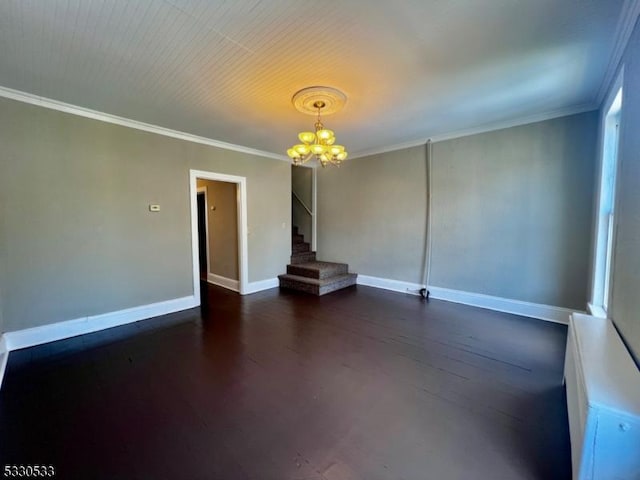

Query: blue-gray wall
[607,17,640,360]
[431,113,597,309]
[0,97,290,332]
[318,111,598,310]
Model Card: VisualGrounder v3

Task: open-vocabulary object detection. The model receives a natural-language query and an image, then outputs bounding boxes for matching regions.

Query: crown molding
[0,83,599,164]
[595,0,640,105]
[350,138,428,160]
[349,103,597,159]
[0,85,289,162]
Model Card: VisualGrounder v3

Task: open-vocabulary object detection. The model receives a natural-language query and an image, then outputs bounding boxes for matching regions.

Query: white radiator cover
[564,313,640,480]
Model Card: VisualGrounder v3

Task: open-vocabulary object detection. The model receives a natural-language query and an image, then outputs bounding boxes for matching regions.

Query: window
[591,77,623,317]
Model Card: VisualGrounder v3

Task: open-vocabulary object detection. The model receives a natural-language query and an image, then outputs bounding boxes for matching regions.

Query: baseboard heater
[564,313,640,479]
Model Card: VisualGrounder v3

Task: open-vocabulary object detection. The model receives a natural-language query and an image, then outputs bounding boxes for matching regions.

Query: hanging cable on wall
[419,139,433,301]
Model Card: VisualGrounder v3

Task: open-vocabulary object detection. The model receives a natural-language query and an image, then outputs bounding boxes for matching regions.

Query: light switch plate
[149,204,160,212]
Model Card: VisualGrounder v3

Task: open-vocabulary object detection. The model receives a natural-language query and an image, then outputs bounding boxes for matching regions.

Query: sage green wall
[0,193,5,332]
[196,179,239,281]
[608,17,640,361]
[291,166,313,243]
[0,97,290,333]
[318,112,597,310]
[0,223,5,333]
[318,146,428,281]
[431,113,597,309]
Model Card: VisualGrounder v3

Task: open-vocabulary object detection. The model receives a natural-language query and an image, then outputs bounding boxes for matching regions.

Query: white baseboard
[244,277,279,295]
[357,275,423,295]
[356,275,575,324]
[427,286,575,324]
[207,273,239,292]
[0,335,8,389]
[3,295,198,352]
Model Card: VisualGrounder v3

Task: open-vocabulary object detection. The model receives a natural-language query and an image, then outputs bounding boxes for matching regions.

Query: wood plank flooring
[0,284,571,479]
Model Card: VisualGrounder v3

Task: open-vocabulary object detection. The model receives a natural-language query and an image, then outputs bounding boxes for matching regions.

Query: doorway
[196,188,209,279]
[196,179,239,290]
[291,165,317,250]
[190,170,248,299]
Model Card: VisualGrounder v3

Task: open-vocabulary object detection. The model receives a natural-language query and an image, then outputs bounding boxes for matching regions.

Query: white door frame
[190,170,248,297]
[312,166,317,252]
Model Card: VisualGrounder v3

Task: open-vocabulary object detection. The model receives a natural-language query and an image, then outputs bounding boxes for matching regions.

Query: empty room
[0,1,639,479]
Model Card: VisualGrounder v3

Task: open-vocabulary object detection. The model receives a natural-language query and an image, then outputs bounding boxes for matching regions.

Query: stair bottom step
[278,273,357,296]
[287,261,348,279]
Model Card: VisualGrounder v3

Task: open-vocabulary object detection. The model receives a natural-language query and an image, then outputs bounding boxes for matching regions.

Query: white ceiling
[0,0,629,158]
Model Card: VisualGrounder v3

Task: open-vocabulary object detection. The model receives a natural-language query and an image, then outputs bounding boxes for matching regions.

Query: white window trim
[590,67,624,317]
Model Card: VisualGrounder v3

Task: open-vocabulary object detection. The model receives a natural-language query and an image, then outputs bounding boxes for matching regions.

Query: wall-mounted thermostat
[149,204,160,212]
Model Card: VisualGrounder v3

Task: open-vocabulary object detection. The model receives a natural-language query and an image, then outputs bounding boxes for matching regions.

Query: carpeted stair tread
[290,251,316,264]
[287,261,348,280]
[292,241,311,254]
[284,226,356,295]
[278,273,357,296]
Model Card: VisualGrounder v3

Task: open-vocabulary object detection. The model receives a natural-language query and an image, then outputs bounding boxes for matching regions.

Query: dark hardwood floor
[0,284,571,480]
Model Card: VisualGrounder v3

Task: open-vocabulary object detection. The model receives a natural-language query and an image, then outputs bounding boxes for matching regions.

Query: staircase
[278,227,357,296]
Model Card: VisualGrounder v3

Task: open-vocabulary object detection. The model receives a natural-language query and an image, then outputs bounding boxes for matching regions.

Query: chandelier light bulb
[294,144,311,156]
[316,129,334,142]
[298,131,316,144]
[329,145,344,156]
[310,144,326,156]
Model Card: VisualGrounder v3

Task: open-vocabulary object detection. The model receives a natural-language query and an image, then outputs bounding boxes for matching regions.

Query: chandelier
[286,87,349,167]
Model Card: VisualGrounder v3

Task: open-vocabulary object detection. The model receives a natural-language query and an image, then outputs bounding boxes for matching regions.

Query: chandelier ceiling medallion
[287,86,349,167]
